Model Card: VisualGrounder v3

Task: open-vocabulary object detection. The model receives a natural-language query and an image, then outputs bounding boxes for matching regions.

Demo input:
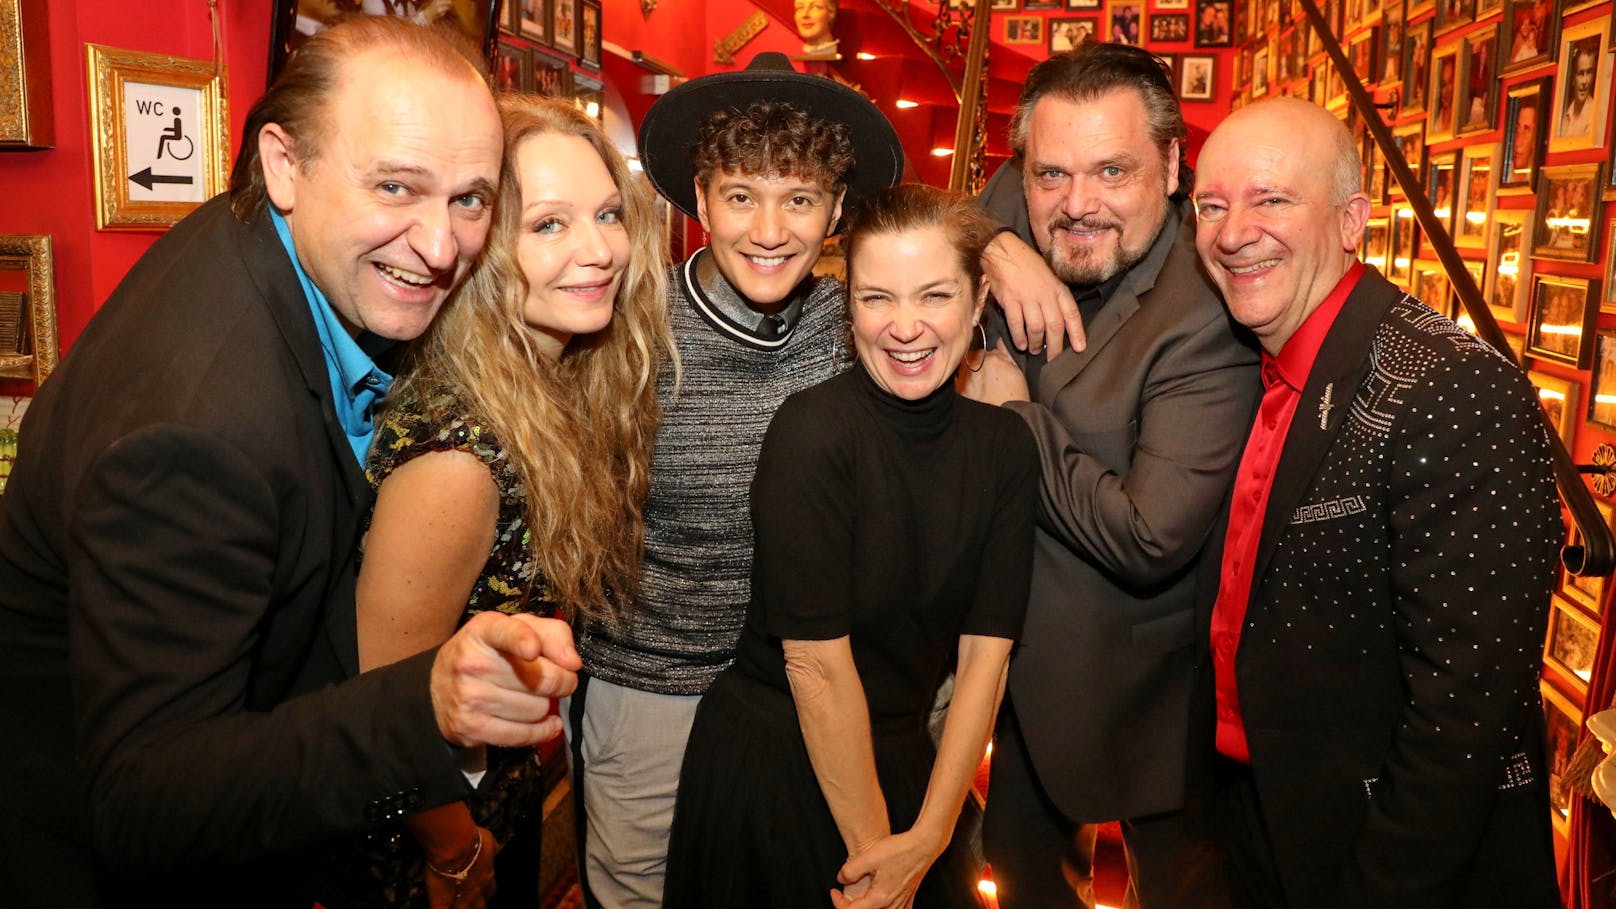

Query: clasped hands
[429,611,582,748]
[830,827,949,909]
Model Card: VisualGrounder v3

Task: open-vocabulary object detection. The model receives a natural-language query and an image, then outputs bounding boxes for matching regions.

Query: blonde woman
[320,96,674,909]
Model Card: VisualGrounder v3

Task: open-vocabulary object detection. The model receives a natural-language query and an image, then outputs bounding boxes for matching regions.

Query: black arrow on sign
[128,167,194,190]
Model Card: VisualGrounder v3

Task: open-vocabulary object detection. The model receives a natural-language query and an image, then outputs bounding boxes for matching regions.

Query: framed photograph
[1392,121,1426,192]
[1591,331,1616,430]
[1501,0,1558,74]
[1363,218,1391,271]
[1150,12,1191,42]
[1546,594,1598,692]
[0,0,52,148]
[1276,28,1303,84]
[1454,149,1492,247]
[1527,274,1598,368]
[1501,79,1550,192]
[1379,0,1406,87]
[1109,2,1143,44]
[0,234,57,385]
[1350,29,1379,88]
[580,0,601,68]
[1402,20,1432,115]
[1195,0,1233,46]
[1484,211,1529,324]
[1607,226,1616,311]
[1413,260,1453,317]
[1549,18,1611,152]
[1427,40,1463,140]
[513,0,549,44]
[1436,0,1477,32]
[551,0,579,55]
[1533,163,1605,262]
[1253,47,1271,97]
[1456,25,1498,134]
[531,48,571,98]
[1427,151,1459,237]
[1004,15,1045,44]
[1388,207,1418,282]
[991,0,1020,10]
[1158,0,1189,9]
[84,44,230,232]
[1051,17,1101,51]
[1530,370,1579,446]
[1409,0,1436,17]
[1179,54,1216,101]
[1068,0,1103,9]
[1543,680,1583,834]
[494,39,530,93]
[269,1,500,82]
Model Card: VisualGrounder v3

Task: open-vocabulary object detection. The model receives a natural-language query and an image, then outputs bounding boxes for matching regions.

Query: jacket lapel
[1249,270,1402,593]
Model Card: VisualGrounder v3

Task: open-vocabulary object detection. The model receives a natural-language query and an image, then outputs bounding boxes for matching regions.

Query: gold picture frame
[0,234,58,386]
[85,44,229,231]
[0,0,53,148]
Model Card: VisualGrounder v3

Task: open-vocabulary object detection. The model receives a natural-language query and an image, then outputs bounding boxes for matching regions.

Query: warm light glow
[585,101,601,119]
[1465,211,1488,226]
[1433,206,1451,219]
[1393,256,1410,270]
[932,147,955,157]
[1365,254,1386,269]
[985,741,994,759]
[857,51,877,60]
[978,880,997,898]
[895,99,920,109]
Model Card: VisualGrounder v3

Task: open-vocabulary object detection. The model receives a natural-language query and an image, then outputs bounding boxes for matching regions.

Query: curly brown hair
[690,100,856,193]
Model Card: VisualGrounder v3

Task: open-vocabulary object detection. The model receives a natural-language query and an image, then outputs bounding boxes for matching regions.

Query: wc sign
[121,81,206,204]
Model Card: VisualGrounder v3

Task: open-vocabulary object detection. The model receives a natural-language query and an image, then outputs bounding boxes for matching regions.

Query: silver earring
[970,321,987,373]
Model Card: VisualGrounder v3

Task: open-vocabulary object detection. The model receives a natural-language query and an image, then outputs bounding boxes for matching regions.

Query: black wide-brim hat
[638,52,904,221]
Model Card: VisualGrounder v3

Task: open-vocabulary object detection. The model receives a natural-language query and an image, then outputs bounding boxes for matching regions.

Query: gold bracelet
[426,832,483,883]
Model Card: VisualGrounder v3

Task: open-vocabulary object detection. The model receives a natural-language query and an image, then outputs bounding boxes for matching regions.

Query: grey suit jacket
[983,164,1260,822]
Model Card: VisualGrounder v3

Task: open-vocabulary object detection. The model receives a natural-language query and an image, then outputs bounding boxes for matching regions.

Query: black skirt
[663,669,979,909]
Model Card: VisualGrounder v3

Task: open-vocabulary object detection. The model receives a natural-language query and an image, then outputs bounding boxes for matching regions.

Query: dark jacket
[0,195,469,908]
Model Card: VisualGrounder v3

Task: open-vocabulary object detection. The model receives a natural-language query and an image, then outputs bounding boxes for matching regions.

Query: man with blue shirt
[0,18,579,909]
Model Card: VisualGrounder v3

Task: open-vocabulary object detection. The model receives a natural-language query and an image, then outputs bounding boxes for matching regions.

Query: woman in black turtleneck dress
[664,185,1038,909]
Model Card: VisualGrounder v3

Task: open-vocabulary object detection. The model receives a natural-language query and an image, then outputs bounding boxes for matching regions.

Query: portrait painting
[1551,22,1611,151]
[1427,40,1463,140]
[1195,0,1233,46]
[1502,0,1557,73]
[1457,26,1498,133]
[1530,371,1579,446]
[1527,274,1597,368]
[1484,211,1528,323]
[1542,682,1582,833]
[1180,54,1216,100]
[1501,79,1549,191]
[1533,163,1605,262]
[1591,330,1616,431]
[1455,151,1492,247]
[552,0,578,55]
[1402,20,1432,114]
[1547,595,1598,693]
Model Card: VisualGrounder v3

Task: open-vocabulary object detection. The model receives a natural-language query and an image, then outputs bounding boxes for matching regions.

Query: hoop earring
[970,321,987,373]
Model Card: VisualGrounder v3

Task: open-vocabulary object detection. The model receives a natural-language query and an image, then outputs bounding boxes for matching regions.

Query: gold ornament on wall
[715,11,768,65]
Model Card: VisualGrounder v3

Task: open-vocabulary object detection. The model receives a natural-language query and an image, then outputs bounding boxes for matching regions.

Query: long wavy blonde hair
[390,95,676,627]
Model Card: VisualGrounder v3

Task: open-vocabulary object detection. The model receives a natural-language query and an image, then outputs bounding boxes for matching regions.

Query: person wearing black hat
[563,52,902,909]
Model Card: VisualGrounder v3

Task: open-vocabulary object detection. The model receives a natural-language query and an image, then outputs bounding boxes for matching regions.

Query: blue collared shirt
[269,209,394,467]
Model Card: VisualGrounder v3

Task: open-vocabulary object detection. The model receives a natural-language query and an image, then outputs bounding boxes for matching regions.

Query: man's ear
[259,123,300,213]
[826,186,848,237]
[694,178,712,234]
[1339,192,1372,253]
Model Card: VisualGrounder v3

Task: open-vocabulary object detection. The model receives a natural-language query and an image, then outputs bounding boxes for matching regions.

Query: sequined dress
[317,385,555,909]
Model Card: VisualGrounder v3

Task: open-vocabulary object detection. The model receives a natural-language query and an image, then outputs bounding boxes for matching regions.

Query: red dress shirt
[1212,261,1365,763]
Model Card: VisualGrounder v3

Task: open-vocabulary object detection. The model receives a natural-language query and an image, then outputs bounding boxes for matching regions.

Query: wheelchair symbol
[157,114,194,161]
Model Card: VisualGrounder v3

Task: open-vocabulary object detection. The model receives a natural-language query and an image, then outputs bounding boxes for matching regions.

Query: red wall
[0,0,270,395]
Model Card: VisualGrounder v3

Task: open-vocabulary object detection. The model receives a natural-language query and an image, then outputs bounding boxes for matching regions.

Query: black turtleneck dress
[662,363,1038,909]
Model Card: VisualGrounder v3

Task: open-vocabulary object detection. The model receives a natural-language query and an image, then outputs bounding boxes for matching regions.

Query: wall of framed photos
[1230,0,1616,869]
